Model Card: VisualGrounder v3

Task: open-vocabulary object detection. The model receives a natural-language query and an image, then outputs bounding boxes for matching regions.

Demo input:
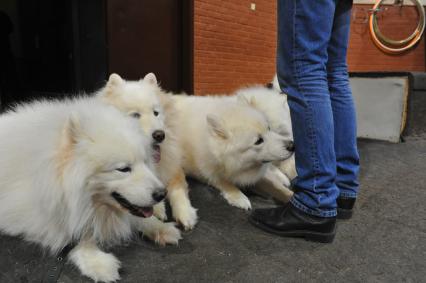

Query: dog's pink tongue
[153,150,161,163]
[152,145,161,163]
[141,207,153,218]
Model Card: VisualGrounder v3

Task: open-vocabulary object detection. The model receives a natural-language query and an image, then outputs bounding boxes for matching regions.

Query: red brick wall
[193,2,425,95]
[194,0,277,95]
[348,4,425,72]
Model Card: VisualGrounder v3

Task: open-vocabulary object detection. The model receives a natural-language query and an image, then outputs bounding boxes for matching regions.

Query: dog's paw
[69,247,121,282]
[281,174,292,188]
[153,222,182,246]
[153,201,168,221]
[222,191,252,210]
[173,205,198,230]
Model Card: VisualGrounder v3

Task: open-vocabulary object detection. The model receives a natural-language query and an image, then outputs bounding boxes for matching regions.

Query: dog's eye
[153,110,159,116]
[254,137,264,145]
[116,166,132,173]
[130,112,141,119]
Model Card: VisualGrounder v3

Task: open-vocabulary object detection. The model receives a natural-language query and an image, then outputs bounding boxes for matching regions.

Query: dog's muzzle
[111,192,154,218]
[152,143,161,163]
[152,130,165,143]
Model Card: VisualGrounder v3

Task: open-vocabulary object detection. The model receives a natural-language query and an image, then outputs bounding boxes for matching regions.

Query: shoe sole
[248,217,336,243]
[337,208,353,220]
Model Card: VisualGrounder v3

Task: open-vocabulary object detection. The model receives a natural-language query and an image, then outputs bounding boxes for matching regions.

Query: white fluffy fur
[232,85,296,202]
[170,93,294,211]
[234,85,293,140]
[269,74,298,181]
[98,74,198,230]
[0,97,181,282]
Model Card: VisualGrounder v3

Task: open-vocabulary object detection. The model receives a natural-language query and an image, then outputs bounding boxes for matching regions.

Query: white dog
[269,74,298,181]
[169,93,294,211]
[0,97,181,282]
[233,85,296,202]
[98,73,198,230]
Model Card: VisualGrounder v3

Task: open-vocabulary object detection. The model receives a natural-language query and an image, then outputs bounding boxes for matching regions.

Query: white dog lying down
[269,74,298,181]
[233,85,296,202]
[98,73,198,230]
[0,97,181,282]
[169,92,295,211]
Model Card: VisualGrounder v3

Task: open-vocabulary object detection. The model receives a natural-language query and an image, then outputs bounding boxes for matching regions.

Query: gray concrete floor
[0,137,425,283]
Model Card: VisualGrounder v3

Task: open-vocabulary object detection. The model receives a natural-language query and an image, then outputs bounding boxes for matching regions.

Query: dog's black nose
[152,130,165,143]
[286,141,295,152]
[152,190,167,202]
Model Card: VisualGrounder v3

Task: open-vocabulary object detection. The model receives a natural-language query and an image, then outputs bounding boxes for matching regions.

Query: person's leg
[327,0,360,218]
[250,0,338,242]
[277,0,339,217]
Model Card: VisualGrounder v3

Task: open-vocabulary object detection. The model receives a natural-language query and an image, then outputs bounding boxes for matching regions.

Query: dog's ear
[104,73,124,97]
[108,73,124,86]
[143,73,157,85]
[57,114,84,174]
[66,113,84,144]
[206,114,229,139]
[237,94,257,108]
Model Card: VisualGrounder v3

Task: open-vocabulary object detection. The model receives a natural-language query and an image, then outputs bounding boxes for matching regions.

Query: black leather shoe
[337,197,356,219]
[249,203,336,243]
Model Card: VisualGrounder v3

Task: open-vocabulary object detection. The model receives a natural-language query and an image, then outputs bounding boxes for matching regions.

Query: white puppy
[0,97,181,282]
[233,85,296,202]
[98,73,198,230]
[269,74,298,181]
[170,94,294,211]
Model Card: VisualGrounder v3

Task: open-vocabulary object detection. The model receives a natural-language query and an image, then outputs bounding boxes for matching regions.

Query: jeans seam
[292,0,319,191]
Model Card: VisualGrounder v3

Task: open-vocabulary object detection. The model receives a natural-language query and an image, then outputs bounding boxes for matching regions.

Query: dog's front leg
[269,164,292,188]
[258,165,294,203]
[132,215,182,246]
[153,201,167,221]
[68,237,121,282]
[167,169,198,230]
[278,154,297,180]
[216,180,252,210]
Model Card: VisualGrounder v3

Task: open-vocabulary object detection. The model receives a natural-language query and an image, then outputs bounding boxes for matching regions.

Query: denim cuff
[339,191,357,198]
[337,183,359,199]
[290,197,337,218]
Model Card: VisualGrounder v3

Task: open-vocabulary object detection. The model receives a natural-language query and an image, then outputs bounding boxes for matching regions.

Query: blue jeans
[277,0,360,217]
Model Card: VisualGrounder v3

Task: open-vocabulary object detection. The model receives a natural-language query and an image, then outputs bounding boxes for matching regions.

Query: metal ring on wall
[369,0,425,54]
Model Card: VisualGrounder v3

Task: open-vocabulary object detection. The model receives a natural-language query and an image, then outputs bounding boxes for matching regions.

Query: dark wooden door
[0,0,108,109]
[107,0,192,93]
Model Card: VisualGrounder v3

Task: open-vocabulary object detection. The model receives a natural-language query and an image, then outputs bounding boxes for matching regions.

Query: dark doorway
[107,0,193,93]
[0,0,192,109]
[0,0,107,109]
